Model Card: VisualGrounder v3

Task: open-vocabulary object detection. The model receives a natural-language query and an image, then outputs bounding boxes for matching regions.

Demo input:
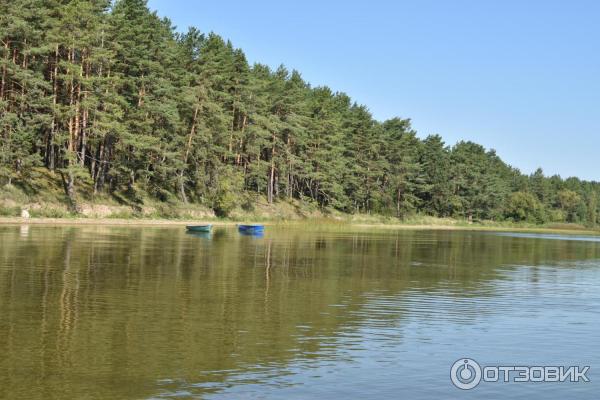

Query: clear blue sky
[148,0,599,181]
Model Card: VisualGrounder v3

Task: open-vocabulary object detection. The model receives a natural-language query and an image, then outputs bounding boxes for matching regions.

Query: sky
[147,0,600,181]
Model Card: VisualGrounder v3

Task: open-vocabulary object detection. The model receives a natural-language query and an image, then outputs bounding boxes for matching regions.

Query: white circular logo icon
[451,358,482,390]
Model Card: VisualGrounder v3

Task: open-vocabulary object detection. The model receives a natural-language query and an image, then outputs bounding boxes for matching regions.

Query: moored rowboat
[237,224,265,233]
[186,225,212,232]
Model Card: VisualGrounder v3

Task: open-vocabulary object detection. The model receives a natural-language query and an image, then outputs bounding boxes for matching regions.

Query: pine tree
[343,104,385,213]
[0,0,49,185]
[419,135,455,216]
[300,88,349,208]
[0,0,597,224]
[381,118,429,217]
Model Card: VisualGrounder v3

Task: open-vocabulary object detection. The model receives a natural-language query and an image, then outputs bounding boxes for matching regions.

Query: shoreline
[1,217,600,235]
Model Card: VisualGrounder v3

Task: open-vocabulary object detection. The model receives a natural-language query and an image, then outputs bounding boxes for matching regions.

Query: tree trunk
[60,170,79,213]
[80,108,88,167]
[0,39,8,101]
[19,39,27,108]
[47,45,59,170]
[128,170,135,192]
[79,58,88,167]
[179,175,188,204]
[183,104,199,163]
[236,114,247,165]
[268,161,275,204]
[93,142,104,194]
[268,133,276,204]
[396,188,401,218]
[138,73,145,107]
[228,105,236,155]
[178,104,200,203]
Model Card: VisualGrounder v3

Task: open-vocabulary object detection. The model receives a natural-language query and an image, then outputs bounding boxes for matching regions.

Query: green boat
[186,224,212,233]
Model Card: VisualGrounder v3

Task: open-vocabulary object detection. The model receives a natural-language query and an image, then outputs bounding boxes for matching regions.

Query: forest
[1,0,599,224]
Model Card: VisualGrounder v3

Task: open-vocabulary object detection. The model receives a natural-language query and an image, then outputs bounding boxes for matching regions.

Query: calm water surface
[1,226,599,399]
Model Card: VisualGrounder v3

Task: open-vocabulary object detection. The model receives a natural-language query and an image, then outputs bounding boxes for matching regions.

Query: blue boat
[186,224,212,233]
[237,224,265,234]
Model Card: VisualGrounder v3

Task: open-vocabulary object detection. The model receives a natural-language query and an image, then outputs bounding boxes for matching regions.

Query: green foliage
[106,209,141,219]
[0,0,598,225]
[209,166,243,217]
[419,135,454,216]
[557,189,582,223]
[0,205,20,217]
[505,191,546,223]
[28,206,73,218]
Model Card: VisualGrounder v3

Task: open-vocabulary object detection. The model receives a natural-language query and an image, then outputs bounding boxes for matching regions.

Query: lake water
[1,225,599,399]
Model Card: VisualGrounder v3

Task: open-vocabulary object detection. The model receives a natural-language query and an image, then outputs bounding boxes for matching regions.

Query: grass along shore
[1,215,600,236]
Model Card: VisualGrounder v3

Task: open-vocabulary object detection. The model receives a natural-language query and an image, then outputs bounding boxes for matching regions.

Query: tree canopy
[1,0,598,225]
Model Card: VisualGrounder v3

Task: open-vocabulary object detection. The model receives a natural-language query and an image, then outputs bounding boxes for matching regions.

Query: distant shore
[1,216,600,236]
[0,217,232,227]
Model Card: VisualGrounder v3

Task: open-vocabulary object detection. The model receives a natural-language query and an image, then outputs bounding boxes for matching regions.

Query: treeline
[1,0,599,224]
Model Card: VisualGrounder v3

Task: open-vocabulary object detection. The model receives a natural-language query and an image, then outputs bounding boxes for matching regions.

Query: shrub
[505,191,547,223]
[210,166,244,217]
[29,207,72,218]
[0,205,20,217]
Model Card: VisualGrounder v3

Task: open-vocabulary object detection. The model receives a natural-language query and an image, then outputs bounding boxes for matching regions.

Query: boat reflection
[238,230,265,238]
[185,231,212,239]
